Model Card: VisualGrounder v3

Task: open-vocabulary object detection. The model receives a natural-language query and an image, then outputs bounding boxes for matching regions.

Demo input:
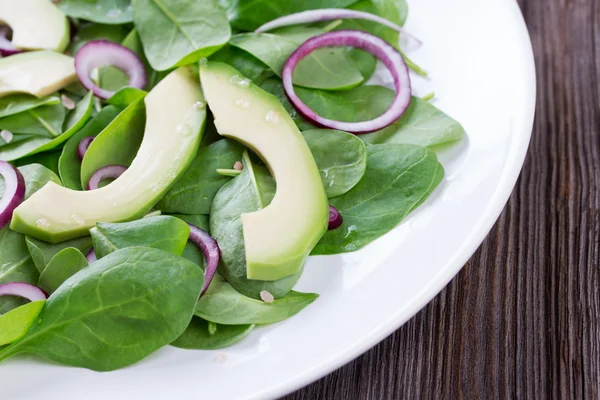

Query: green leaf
[0,92,95,161]
[195,275,317,325]
[0,227,39,314]
[14,151,62,176]
[210,45,272,85]
[313,144,443,254]
[0,103,66,136]
[107,88,147,108]
[0,300,45,346]
[0,95,60,119]
[38,248,88,294]
[0,164,61,201]
[302,129,367,198]
[58,106,121,190]
[169,214,209,268]
[171,316,254,350]
[230,29,364,91]
[80,97,145,189]
[156,139,244,215]
[67,23,129,54]
[132,0,231,71]
[210,153,301,299]
[58,0,133,24]
[0,247,204,371]
[26,236,93,275]
[229,0,361,30]
[90,216,190,259]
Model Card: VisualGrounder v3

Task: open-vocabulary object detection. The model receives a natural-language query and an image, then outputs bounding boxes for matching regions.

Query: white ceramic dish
[1,0,535,398]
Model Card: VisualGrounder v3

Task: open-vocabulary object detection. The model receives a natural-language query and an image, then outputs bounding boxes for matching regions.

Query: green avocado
[200,62,328,281]
[11,67,206,242]
[0,0,70,52]
[0,51,77,98]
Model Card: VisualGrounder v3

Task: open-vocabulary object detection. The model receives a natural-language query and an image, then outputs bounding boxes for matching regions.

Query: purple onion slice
[282,30,411,134]
[86,164,127,190]
[0,282,47,302]
[86,248,97,263]
[328,206,343,230]
[75,40,147,100]
[187,223,221,296]
[0,25,22,57]
[0,161,25,229]
[77,136,95,161]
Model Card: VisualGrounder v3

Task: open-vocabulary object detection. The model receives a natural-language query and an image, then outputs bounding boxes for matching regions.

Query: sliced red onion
[77,136,95,161]
[0,161,25,229]
[86,164,127,190]
[75,40,147,100]
[0,25,22,57]
[283,30,411,134]
[86,248,97,263]
[0,282,47,302]
[328,206,343,230]
[187,223,221,296]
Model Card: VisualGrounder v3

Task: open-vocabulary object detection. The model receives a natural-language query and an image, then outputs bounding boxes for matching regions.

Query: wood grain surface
[285,0,600,398]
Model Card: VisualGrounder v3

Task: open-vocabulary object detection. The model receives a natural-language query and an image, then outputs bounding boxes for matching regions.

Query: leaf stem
[27,110,60,137]
[422,92,435,102]
[323,19,344,32]
[400,49,428,77]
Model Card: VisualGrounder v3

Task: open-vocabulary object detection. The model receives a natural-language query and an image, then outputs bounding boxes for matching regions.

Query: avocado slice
[200,62,328,281]
[0,51,76,98]
[11,67,206,242]
[0,0,70,52]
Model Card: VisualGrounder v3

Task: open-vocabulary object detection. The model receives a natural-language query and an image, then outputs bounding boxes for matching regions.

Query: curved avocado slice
[200,62,328,281]
[0,51,76,98]
[11,67,206,242]
[0,0,70,52]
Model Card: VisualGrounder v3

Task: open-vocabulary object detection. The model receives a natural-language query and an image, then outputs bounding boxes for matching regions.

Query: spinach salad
[0,0,465,371]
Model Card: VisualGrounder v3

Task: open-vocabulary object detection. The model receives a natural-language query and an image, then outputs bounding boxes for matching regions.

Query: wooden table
[286,0,600,398]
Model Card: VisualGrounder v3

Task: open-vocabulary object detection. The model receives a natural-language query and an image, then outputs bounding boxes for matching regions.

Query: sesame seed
[233,161,243,171]
[61,94,76,110]
[260,290,274,303]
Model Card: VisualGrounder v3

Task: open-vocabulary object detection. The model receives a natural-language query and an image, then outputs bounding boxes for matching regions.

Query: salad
[0,0,464,371]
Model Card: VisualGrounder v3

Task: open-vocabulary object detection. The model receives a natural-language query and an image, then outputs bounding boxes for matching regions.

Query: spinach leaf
[58,106,121,190]
[171,316,254,350]
[107,88,147,108]
[312,144,443,254]
[26,236,93,275]
[230,29,364,90]
[156,139,244,215]
[0,247,204,371]
[0,300,45,346]
[195,275,317,325]
[210,45,272,84]
[210,152,302,299]
[0,164,61,200]
[302,129,367,197]
[80,97,145,188]
[0,103,66,137]
[38,248,88,294]
[169,214,209,268]
[0,95,60,119]
[0,92,95,161]
[132,0,231,71]
[14,151,62,176]
[68,23,129,54]
[229,0,361,30]
[58,0,133,24]
[260,80,465,147]
[90,216,190,259]
[0,227,39,314]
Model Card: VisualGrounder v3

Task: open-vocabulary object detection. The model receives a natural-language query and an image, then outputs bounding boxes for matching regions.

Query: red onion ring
[0,161,25,229]
[328,206,343,230]
[77,136,95,161]
[187,223,221,296]
[75,40,147,100]
[255,8,420,45]
[86,164,127,190]
[0,282,47,302]
[283,30,411,134]
[86,248,97,263]
[0,25,22,57]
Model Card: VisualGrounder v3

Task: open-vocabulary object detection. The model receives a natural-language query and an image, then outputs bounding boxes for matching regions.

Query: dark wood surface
[286,0,600,398]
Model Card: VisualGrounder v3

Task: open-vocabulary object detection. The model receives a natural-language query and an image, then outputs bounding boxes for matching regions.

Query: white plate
[1,0,535,398]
